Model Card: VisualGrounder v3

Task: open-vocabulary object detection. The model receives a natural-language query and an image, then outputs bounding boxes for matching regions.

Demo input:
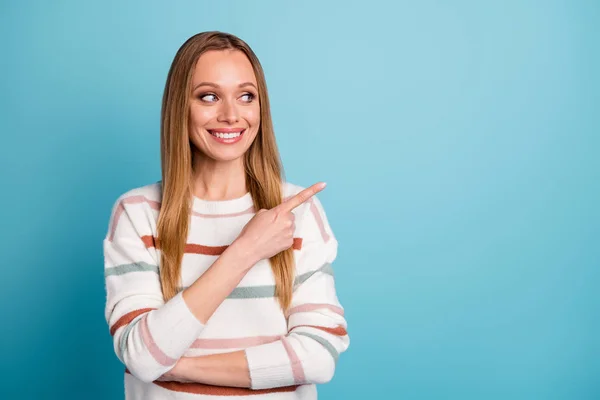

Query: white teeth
[211,131,242,139]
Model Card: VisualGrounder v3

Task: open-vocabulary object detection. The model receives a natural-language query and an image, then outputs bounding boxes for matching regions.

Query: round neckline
[191,191,254,215]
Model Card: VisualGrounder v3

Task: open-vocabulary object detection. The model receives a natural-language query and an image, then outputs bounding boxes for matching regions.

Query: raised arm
[244,195,350,389]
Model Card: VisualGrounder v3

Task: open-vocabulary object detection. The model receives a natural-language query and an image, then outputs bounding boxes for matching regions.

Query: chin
[217,154,245,162]
[208,150,247,162]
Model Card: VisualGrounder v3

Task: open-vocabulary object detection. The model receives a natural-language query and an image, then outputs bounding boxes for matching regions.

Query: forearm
[182,239,256,324]
[168,351,251,388]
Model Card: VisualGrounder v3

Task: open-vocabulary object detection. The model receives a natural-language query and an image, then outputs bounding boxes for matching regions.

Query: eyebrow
[193,82,257,91]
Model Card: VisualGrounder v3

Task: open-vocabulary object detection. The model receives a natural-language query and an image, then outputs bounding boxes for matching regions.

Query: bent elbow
[124,358,165,384]
[126,363,162,383]
[313,367,335,385]
[304,354,336,384]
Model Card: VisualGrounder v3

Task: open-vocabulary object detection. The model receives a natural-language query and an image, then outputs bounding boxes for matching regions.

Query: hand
[233,182,327,265]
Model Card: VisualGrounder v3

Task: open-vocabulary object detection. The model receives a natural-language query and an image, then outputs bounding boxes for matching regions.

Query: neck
[192,154,248,201]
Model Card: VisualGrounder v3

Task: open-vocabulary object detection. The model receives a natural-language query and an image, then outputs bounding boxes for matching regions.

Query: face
[188,49,260,162]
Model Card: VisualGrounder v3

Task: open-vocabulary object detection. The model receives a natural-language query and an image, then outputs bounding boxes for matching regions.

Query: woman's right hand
[233,182,327,266]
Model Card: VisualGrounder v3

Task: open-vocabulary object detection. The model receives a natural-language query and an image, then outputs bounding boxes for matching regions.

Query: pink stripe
[139,315,176,366]
[281,336,306,384]
[286,303,345,318]
[108,202,125,242]
[191,335,281,349]
[309,199,331,243]
[108,196,160,242]
[110,191,311,237]
[123,195,160,208]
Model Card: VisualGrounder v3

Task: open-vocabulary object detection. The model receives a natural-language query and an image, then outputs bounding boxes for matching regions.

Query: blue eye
[241,93,256,102]
[200,93,218,102]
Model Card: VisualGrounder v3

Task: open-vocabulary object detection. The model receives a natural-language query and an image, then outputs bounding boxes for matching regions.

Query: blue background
[1,0,598,399]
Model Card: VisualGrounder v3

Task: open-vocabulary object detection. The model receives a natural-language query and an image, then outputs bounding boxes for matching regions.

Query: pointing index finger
[277,182,327,213]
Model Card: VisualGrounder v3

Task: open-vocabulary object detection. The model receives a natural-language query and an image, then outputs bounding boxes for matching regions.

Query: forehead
[192,50,257,87]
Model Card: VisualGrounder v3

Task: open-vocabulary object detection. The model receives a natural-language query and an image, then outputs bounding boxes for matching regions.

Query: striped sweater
[103,181,349,399]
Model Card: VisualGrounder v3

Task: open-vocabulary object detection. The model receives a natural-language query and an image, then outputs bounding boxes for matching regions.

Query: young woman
[103,31,349,399]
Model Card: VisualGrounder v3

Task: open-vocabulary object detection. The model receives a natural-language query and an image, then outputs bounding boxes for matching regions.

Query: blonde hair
[157,31,294,309]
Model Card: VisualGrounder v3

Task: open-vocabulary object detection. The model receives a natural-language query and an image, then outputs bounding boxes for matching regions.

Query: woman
[103,31,349,399]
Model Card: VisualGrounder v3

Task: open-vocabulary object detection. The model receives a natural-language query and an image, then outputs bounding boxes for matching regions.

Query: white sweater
[103,181,349,399]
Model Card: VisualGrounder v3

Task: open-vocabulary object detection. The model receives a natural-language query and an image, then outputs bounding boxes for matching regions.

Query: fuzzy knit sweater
[103,181,349,399]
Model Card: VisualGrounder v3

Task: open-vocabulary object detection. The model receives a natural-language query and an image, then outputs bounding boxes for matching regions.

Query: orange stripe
[292,237,303,250]
[125,369,300,395]
[141,236,303,254]
[291,324,348,336]
[141,235,156,248]
[185,243,229,256]
[110,308,156,336]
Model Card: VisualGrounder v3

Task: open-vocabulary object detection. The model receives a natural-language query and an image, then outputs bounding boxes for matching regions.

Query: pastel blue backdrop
[1,1,598,399]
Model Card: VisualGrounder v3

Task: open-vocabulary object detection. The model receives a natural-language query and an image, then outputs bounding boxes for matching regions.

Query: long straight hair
[157,31,294,310]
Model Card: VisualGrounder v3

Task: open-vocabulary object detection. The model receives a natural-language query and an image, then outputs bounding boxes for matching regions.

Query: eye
[199,93,218,102]
[240,92,256,102]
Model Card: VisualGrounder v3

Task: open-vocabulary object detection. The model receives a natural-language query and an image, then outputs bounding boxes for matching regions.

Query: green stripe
[295,331,339,362]
[179,263,334,299]
[294,263,334,287]
[119,315,144,357]
[105,262,158,277]
[227,285,276,299]
[177,285,276,299]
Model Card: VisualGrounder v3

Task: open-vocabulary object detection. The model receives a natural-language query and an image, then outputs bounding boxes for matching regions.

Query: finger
[276,182,326,213]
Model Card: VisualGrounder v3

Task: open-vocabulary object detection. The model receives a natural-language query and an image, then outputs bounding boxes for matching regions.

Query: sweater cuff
[244,340,296,389]
[146,291,205,359]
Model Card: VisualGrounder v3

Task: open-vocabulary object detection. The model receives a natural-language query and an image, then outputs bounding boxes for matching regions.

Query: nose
[217,98,239,124]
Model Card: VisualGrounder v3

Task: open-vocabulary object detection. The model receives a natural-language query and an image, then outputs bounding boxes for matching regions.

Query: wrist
[227,238,258,271]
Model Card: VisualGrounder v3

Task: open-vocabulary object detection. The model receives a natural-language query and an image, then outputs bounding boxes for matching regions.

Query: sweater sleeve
[244,195,350,389]
[103,193,205,383]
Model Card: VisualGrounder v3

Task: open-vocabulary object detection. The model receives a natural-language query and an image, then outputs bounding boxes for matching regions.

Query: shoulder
[110,181,162,212]
[113,181,162,205]
[282,181,305,198]
[107,181,162,233]
[282,181,335,242]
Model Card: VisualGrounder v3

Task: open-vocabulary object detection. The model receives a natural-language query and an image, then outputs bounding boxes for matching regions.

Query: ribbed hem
[244,341,296,390]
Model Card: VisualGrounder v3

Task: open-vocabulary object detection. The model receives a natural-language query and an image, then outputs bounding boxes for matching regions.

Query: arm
[166,196,349,389]
[104,193,253,383]
[160,350,251,387]
[245,196,349,389]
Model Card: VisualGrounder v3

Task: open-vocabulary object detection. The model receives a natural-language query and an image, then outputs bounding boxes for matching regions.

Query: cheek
[242,106,261,126]
[189,106,214,127]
